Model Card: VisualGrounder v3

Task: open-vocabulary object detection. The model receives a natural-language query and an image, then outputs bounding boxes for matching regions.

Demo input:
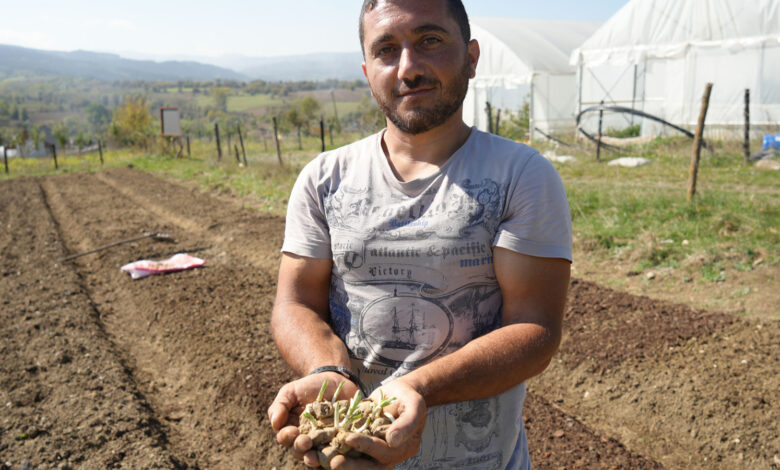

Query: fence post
[485,102,493,134]
[596,100,604,162]
[234,144,241,164]
[320,117,325,152]
[186,136,191,157]
[214,123,222,160]
[51,143,59,170]
[272,117,283,166]
[495,109,502,137]
[98,140,104,165]
[3,145,8,174]
[744,88,750,164]
[237,123,247,165]
[688,83,713,202]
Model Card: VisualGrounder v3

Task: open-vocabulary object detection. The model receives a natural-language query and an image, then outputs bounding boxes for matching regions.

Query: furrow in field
[0,177,181,469]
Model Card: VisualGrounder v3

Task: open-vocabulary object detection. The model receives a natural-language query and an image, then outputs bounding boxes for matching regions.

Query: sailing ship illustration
[366,302,436,351]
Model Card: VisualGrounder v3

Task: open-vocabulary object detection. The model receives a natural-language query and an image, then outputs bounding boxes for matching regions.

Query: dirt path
[1,169,777,469]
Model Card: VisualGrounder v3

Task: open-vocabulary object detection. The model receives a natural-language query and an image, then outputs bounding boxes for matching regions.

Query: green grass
[3,133,778,287]
[551,137,779,278]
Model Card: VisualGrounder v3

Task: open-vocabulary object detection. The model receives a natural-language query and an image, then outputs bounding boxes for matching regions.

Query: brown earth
[1,168,777,469]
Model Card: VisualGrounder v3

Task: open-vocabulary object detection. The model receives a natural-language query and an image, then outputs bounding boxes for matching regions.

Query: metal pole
[485,102,493,134]
[744,89,750,164]
[596,100,604,162]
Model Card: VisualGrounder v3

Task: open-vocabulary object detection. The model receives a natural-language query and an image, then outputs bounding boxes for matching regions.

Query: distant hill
[230,52,365,81]
[0,44,247,82]
[117,50,367,82]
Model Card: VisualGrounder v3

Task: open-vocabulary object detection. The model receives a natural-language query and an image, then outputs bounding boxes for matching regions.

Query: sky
[0,0,630,60]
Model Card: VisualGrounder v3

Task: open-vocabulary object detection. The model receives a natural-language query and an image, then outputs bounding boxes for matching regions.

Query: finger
[385,403,425,448]
[277,425,300,448]
[344,433,395,463]
[291,433,314,461]
[302,449,322,468]
[268,385,298,431]
[330,454,384,470]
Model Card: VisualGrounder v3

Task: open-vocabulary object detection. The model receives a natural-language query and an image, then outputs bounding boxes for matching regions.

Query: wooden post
[3,145,8,174]
[272,117,283,166]
[234,144,241,164]
[688,83,713,202]
[98,140,104,165]
[214,123,222,160]
[237,123,247,164]
[596,101,605,162]
[51,143,58,170]
[320,117,325,152]
[495,109,502,137]
[485,102,493,134]
[744,89,750,164]
[329,124,334,146]
[186,136,191,157]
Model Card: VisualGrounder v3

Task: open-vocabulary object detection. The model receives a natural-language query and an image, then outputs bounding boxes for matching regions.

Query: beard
[372,56,471,135]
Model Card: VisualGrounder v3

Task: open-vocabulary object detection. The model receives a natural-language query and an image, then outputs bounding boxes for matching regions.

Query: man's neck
[381,113,472,182]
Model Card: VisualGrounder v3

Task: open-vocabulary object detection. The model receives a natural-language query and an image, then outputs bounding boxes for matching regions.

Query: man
[267,0,572,468]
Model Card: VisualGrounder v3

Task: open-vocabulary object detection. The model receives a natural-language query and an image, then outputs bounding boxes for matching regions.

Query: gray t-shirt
[282,128,572,470]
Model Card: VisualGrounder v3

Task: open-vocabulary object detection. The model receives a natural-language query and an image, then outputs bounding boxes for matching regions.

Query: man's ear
[467,39,480,79]
[362,63,375,98]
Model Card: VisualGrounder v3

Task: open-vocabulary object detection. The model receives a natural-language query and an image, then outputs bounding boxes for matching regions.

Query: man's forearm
[397,322,559,407]
[271,301,351,376]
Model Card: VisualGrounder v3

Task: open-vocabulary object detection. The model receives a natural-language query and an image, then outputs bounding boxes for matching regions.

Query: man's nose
[397,46,424,82]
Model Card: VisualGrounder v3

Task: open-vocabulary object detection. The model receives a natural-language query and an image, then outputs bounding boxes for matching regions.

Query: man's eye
[421,37,442,46]
[376,46,395,57]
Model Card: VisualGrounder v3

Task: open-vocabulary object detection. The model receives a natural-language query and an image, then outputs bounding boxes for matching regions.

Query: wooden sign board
[160,107,182,137]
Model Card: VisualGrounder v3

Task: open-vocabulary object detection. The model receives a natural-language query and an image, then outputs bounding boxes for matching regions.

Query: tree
[284,107,305,150]
[74,132,89,156]
[212,87,230,112]
[53,122,69,151]
[30,125,42,153]
[21,108,29,121]
[10,106,19,120]
[110,96,153,148]
[86,103,112,135]
[300,96,321,124]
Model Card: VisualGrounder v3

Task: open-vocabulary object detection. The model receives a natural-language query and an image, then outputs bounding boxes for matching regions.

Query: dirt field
[1,169,777,469]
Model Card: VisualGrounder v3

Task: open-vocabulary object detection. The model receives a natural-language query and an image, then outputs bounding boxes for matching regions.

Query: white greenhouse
[463,18,601,139]
[570,0,780,138]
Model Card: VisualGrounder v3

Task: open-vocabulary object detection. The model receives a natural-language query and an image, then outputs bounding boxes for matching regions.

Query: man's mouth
[397,87,434,98]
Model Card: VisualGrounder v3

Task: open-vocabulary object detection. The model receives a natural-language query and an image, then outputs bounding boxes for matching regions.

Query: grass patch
[3,133,777,290]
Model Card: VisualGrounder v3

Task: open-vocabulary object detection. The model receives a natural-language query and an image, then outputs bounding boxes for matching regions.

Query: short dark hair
[359,0,471,54]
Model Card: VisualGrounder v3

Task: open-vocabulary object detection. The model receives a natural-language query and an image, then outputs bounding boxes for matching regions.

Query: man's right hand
[268,373,360,467]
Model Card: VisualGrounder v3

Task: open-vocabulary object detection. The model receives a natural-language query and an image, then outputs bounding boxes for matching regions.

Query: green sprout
[303,411,319,428]
[317,379,329,402]
[332,381,345,403]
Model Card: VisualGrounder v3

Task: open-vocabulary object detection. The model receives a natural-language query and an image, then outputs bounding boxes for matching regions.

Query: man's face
[361,0,479,135]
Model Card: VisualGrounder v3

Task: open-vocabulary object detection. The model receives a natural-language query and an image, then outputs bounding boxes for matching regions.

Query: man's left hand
[328,379,426,469]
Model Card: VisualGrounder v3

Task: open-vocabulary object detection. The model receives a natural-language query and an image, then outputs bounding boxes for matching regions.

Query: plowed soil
[1,168,777,470]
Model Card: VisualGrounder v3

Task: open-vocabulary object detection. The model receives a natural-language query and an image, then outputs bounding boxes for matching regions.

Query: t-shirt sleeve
[281,159,333,259]
[493,153,573,262]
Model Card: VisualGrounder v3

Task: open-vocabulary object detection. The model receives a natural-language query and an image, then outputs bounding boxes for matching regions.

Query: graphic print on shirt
[324,178,506,374]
